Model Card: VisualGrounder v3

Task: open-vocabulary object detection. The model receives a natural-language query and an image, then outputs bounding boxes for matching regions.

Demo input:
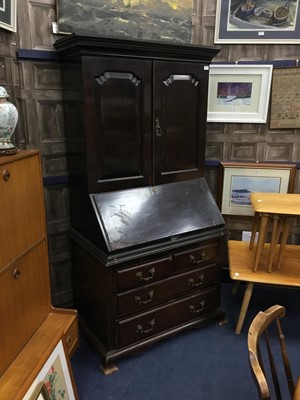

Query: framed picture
[207,64,273,123]
[270,67,300,129]
[56,0,193,44]
[219,161,297,216]
[214,0,300,44]
[0,0,17,32]
[30,383,51,400]
[23,336,78,400]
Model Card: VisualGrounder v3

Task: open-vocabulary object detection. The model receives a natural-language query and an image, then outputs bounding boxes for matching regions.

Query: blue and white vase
[0,86,18,155]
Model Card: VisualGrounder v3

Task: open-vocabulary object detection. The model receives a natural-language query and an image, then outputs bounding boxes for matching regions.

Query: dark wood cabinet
[54,34,227,374]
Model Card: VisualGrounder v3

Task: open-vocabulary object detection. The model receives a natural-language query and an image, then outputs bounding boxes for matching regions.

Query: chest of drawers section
[114,238,223,351]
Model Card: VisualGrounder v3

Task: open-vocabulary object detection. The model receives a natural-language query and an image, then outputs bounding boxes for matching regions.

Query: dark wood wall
[1,0,300,307]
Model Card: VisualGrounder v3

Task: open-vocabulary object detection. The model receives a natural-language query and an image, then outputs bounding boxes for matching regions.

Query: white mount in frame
[207,64,273,123]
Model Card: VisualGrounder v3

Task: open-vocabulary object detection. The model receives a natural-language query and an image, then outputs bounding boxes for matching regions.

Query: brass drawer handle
[136,267,155,282]
[135,290,154,305]
[189,252,206,265]
[187,274,204,288]
[189,300,205,314]
[2,169,10,181]
[136,318,155,335]
[13,268,21,279]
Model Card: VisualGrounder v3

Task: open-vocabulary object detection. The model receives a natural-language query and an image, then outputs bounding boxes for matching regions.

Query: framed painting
[0,0,17,32]
[30,383,51,400]
[207,64,273,123]
[270,67,300,129]
[214,0,300,44]
[23,336,78,400]
[56,0,193,44]
[219,161,296,216]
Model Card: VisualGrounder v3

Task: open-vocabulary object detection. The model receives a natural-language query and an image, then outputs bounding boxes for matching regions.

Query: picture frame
[30,383,51,400]
[23,335,78,400]
[55,0,193,44]
[207,64,273,123]
[214,0,300,44]
[219,161,297,216]
[270,67,300,129]
[0,0,17,32]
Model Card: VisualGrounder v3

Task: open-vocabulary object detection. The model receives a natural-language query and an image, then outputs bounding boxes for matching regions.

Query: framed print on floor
[23,334,78,400]
[0,0,17,32]
[214,0,300,44]
[207,64,273,123]
[219,161,296,216]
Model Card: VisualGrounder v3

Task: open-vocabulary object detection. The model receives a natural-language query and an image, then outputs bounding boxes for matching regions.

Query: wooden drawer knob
[2,169,10,181]
[66,335,72,347]
[13,268,21,279]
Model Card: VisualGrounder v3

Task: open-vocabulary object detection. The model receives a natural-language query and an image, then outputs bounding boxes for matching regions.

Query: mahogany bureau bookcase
[0,150,78,399]
[54,34,228,374]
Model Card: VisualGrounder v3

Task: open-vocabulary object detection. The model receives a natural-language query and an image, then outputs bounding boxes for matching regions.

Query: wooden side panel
[0,152,46,269]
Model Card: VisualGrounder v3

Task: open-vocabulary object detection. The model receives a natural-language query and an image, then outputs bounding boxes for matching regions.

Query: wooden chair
[248,305,297,400]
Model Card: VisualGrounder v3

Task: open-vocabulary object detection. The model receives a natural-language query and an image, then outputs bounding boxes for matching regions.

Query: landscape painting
[217,81,253,106]
[229,175,281,206]
[56,0,193,43]
[219,162,296,216]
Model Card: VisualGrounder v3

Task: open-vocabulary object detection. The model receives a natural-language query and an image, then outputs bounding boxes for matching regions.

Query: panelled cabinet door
[82,56,152,193]
[153,61,209,185]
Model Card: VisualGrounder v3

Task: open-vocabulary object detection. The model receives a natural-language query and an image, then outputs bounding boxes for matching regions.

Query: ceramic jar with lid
[0,86,18,155]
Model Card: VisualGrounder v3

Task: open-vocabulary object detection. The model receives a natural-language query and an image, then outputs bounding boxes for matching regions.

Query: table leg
[250,212,260,250]
[277,217,291,269]
[253,214,269,272]
[235,282,254,334]
[267,215,279,273]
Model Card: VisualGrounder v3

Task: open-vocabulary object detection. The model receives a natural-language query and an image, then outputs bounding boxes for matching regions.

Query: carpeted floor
[71,282,300,400]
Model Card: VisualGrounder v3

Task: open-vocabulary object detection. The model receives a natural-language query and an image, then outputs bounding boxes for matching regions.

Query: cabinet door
[82,56,152,192]
[0,153,46,269]
[153,61,209,185]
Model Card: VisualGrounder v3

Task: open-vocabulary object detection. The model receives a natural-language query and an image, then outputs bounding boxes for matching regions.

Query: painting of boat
[57,0,193,44]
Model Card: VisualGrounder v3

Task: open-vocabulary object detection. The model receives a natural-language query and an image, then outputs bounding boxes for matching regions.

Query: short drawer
[115,256,173,292]
[115,287,218,347]
[64,316,79,357]
[116,264,219,317]
[174,242,218,271]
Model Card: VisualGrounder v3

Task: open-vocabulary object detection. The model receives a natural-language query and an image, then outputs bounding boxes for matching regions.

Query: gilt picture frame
[0,0,17,32]
[207,64,273,123]
[219,161,296,216]
[214,0,300,44]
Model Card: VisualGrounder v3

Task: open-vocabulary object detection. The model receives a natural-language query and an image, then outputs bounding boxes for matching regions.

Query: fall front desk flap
[90,178,225,252]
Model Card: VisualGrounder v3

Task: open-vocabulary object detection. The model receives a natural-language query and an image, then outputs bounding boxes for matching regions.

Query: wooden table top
[250,193,300,215]
[228,240,300,286]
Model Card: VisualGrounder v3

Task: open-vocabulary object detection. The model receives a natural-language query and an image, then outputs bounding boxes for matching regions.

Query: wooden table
[228,240,300,334]
[250,193,300,273]
[294,377,300,400]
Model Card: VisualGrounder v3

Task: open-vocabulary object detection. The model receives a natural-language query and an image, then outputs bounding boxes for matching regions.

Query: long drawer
[116,264,218,317]
[115,287,218,347]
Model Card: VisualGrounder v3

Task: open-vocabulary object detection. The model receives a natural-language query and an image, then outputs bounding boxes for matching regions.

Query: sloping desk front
[228,240,300,334]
